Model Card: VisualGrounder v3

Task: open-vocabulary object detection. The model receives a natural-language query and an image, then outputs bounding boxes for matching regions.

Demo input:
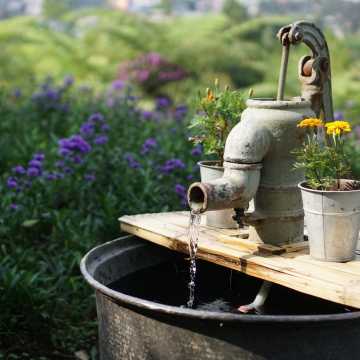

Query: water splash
[187,210,201,308]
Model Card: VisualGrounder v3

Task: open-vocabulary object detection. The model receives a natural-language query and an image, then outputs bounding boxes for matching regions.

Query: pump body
[188,98,314,245]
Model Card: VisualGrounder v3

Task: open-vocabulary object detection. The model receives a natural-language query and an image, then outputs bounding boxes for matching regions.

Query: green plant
[222,0,248,23]
[0,78,199,358]
[188,80,246,164]
[293,118,353,190]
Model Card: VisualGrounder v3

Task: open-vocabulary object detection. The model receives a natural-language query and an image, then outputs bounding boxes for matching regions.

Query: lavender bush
[0,78,203,359]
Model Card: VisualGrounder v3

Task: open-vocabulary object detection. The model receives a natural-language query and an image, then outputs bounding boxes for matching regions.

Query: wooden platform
[119,211,360,309]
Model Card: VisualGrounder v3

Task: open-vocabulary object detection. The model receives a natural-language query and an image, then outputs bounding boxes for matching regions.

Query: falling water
[187,209,201,308]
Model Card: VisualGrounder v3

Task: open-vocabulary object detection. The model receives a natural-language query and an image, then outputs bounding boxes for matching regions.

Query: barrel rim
[80,236,360,324]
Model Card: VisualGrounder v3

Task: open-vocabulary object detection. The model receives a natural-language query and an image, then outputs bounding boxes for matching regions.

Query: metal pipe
[277,43,290,101]
[188,162,262,213]
[238,281,272,314]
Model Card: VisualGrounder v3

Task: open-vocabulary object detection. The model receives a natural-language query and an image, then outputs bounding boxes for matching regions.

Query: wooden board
[119,211,360,309]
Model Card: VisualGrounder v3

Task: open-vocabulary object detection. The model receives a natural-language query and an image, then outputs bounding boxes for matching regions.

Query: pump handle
[277,21,334,121]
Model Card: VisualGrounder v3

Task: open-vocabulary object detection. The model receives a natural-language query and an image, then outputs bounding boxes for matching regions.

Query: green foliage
[222,0,248,23]
[345,133,360,179]
[159,0,173,14]
[189,80,246,162]
[294,122,352,190]
[43,0,72,19]
[0,80,199,358]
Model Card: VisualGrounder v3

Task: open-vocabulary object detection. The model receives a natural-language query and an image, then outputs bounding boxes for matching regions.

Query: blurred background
[2,1,360,359]
[1,0,360,106]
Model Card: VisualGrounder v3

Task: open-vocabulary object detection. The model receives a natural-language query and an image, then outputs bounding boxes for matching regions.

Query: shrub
[117,52,189,95]
[0,78,203,358]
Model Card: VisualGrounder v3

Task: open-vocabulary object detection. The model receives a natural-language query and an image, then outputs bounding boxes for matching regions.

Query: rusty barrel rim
[81,236,360,324]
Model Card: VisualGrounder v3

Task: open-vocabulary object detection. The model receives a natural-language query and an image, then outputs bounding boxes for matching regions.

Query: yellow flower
[325,121,351,135]
[297,118,324,128]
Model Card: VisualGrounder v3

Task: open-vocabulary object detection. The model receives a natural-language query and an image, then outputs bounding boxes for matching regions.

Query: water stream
[187,210,201,308]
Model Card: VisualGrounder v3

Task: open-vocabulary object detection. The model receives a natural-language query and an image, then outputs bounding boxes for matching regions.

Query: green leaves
[188,81,246,163]
[293,130,351,190]
[21,219,40,228]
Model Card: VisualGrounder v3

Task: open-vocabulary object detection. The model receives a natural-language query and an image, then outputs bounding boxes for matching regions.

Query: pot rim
[197,160,223,170]
[246,97,311,109]
[81,237,360,324]
[298,180,360,194]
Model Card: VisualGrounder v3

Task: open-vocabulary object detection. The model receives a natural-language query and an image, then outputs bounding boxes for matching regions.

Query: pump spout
[188,162,262,213]
[187,115,271,213]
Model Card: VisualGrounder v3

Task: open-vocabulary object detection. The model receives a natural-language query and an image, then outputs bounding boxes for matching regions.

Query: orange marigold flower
[206,88,215,102]
[325,121,351,135]
[297,118,324,128]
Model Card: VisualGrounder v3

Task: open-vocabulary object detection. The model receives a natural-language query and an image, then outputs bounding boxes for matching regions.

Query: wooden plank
[218,234,286,255]
[119,211,360,309]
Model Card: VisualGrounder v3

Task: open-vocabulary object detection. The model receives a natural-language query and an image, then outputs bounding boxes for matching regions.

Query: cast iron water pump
[188,21,334,245]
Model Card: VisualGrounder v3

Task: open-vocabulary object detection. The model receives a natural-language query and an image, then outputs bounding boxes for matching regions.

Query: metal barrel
[81,236,360,360]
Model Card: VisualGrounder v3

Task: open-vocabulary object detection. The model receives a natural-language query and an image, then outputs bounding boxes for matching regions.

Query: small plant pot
[299,180,360,262]
[198,160,238,229]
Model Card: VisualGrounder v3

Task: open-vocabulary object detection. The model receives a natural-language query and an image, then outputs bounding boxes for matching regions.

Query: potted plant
[295,118,360,262]
[189,80,246,228]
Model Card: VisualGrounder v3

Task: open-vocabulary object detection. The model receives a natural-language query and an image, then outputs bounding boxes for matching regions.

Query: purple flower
[147,52,162,66]
[46,172,57,181]
[160,159,185,174]
[101,124,110,132]
[7,177,17,189]
[12,165,26,175]
[59,148,71,157]
[175,183,188,207]
[174,104,188,121]
[13,89,22,98]
[187,174,194,180]
[136,69,150,82]
[142,110,154,120]
[28,159,42,169]
[59,135,91,155]
[191,144,202,157]
[27,167,40,177]
[84,173,96,182]
[72,155,83,164]
[63,167,73,174]
[94,135,109,145]
[80,122,95,136]
[127,95,138,102]
[45,88,59,101]
[88,113,104,123]
[112,80,125,90]
[55,160,65,168]
[124,153,141,169]
[175,183,186,196]
[9,203,19,211]
[156,97,171,110]
[33,153,45,161]
[63,75,74,87]
[141,138,157,155]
